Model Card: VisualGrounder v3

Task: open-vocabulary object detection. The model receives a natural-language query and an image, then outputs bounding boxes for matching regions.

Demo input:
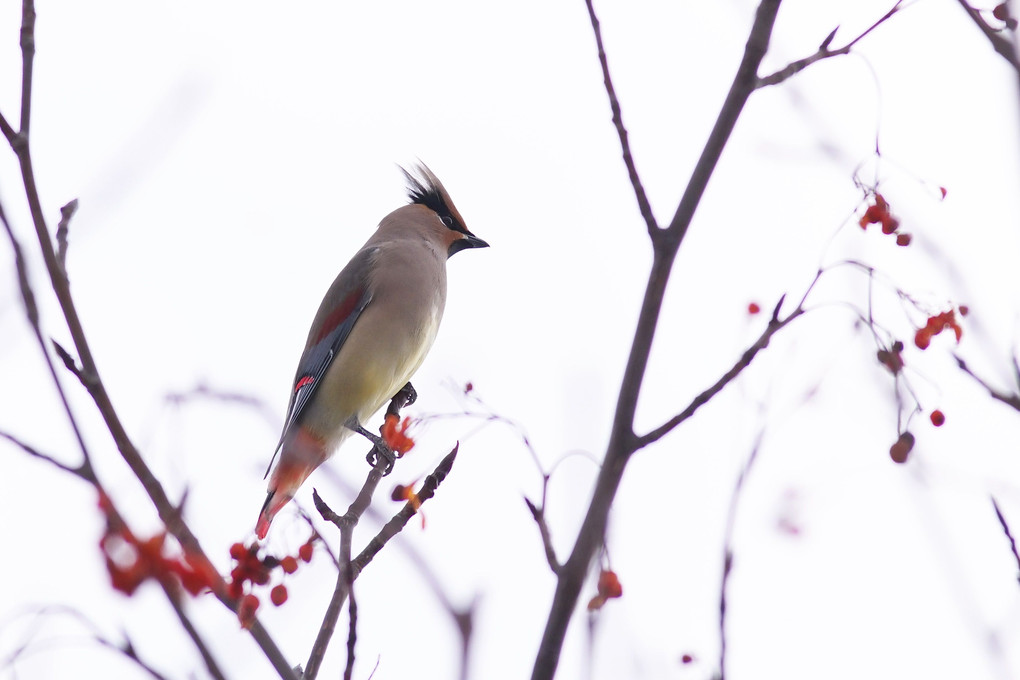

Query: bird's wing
[264,247,378,477]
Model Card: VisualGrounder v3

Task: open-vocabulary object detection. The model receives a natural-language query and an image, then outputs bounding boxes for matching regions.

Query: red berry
[914,328,931,350]
[958,305,969,316]
[895,233,911,246]
[930,410,945,427]
[280,556,298,574]
[889,432,915,464]
[299,542,314,563]
[270,584,288,606]
[597,569,623,599]
[881,216,900,235]
[391,484,410,502]
[681,654,694,664]
[254,566,272,585]
[993,3,1009,21]
[747,302,761,315]
[229,542,247,560]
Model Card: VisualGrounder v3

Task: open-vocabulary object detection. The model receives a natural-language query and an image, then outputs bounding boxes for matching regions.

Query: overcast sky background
[2,1,1020,679]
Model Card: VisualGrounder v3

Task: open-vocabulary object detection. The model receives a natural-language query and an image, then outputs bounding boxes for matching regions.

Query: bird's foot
[357,424,396,475]
[387,382,417,417]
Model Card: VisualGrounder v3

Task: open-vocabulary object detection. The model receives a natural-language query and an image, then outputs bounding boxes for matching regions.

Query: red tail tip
[255,516,270,540]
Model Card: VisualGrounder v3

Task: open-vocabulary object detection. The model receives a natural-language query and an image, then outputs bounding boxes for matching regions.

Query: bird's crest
[401,163,471,236]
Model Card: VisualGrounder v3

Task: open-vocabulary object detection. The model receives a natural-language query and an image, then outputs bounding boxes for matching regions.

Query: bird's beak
[449,233,489,256]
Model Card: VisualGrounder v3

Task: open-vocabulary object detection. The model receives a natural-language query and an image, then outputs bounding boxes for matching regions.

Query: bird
[255,164,488,539]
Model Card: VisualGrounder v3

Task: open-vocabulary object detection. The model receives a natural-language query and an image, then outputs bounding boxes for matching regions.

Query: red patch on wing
[294,375,314,393]
[313,288,364,344]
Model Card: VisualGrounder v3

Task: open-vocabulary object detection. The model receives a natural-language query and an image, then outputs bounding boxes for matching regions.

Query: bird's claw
[387,382,417,417]
[357,424,396,475]
[366,444,396,475]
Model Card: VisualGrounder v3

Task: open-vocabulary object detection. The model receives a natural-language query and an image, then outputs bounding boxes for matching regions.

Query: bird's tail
[256,427,328,540]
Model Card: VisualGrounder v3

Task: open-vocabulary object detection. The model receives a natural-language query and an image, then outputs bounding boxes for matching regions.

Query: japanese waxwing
[256,164,488,539]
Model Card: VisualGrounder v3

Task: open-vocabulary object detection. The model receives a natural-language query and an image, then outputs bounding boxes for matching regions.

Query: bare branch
[0,110,16,144]
[0,199,93,472]
[0,606,171,680]
[954,356,1020,412]
[56,198,78,271]
[19,0,36,135]
[314,452,476,679]
[525,496,561,574]
[305,481,370,680]
[635,303,805,449]
[663,0,782,244]
[351,446,459,575]
[343,566,357,680]
[0,209,229,680]
[531,5,784,678]
[718,435,764,680]
[52,339,90,385]
[155,581,227,680]
[991,496,1020,584]
[2,7,297,675]
[756,1,905,88]
[584,0,658,235]
[304,445,458,678]
[954,0,1020,72]
[0,429,84,477]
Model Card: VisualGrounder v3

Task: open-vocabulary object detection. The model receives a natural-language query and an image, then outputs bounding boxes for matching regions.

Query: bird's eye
[441,215,453,227]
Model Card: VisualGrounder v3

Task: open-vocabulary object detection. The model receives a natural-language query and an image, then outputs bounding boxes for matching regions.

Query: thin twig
[718,435,764,680]
[56,198,78,271]
[0,110,16,144]
[525,495,561,574]
[635,302,805,448]
[0,429,84,477]
[0,606,171,680]
[757,1,906,88]
[343,565,357,680]
[991,496,1020,584]
[154,580,227,680]
[315,455,475,678]
[350,446,459,574]
[303,451,393,678]
[954,356,1020,412]
[19,0,35,135]
[0,199,93,474]
[304,446,458,678]
[584,0,658,235]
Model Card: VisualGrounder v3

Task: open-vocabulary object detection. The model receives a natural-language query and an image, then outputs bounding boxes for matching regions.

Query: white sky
[2,1,1020,679]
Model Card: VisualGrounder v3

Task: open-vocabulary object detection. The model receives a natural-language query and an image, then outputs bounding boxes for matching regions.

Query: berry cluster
[876,305,964,464]
[381,414,416,455]
[99,494,217,598]
[914,308,965,350]
[858,193,912,246]
[228,537,315,628]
